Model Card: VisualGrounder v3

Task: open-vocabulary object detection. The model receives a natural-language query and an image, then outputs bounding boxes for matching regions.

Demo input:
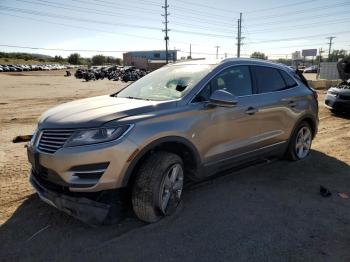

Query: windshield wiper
[123,96,151,101]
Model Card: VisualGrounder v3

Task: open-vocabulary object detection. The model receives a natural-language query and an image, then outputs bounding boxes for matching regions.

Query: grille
[38,129,75,154]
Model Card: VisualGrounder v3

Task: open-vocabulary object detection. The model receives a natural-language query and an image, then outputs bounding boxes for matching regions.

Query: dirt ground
[0,70,349,261]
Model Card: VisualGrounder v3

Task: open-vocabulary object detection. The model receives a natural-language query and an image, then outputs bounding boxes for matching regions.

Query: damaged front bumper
[30,170,128,226]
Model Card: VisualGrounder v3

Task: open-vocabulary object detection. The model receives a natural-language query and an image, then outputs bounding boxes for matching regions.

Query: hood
[38,95,175,129]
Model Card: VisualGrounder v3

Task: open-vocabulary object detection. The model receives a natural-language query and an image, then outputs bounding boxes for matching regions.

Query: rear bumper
[30,171,128,225]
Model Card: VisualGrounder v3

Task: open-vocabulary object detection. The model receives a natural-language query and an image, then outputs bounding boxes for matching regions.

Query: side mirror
[209,89,238,107]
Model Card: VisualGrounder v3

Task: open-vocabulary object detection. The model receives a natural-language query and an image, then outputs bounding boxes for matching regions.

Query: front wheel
[285,122,313,161]
[132,152,184,223]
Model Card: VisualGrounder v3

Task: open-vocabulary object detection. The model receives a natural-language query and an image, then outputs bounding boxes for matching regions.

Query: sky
[0,0,349,60]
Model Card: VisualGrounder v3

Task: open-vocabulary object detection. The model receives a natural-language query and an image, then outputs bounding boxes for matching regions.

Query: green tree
[276,58,292,66]
[250,52,268,60]
[67,53,81,65]
[328,49,347,62]
[115,58,122,65]
[54,55,64,63]
[92,55,106,65]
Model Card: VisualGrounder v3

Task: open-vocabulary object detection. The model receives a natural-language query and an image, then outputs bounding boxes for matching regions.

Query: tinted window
[253,66,286,93]
[193,83,211,102]
[279,70,298,88]
[212,66,252,96]
[193,66,252,102]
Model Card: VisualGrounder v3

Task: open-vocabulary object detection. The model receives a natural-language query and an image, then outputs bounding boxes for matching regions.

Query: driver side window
[193,66,252,102]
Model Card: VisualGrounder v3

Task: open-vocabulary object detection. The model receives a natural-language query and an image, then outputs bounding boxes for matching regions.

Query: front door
[190,65,262,175]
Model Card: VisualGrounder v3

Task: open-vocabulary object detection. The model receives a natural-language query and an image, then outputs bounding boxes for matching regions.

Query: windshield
[116,64,215,101]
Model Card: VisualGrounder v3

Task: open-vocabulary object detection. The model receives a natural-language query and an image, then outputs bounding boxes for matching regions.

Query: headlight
[327,91,338,97]
[64,125,133,147]
[29,129,38,147]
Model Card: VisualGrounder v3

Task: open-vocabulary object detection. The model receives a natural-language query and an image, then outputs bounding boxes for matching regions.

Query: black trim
[121,136,201,187]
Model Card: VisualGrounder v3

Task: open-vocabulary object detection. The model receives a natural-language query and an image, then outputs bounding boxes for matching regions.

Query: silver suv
[27,59,318,224]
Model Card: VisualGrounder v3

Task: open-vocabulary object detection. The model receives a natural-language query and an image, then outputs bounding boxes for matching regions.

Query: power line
[1,5,238,39]
[249,1,350,21]
[246,0,319,14]
[14,0,161,23]
[75,0,160,14]
[247,17,350,34]
[247,9,350,27]
[246,30,350,44]
[0,44,129,53]
[0,12,163,41]
[15,0,235,34]
[0,5,161,31]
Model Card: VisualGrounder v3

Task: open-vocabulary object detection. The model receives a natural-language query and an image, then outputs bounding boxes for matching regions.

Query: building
[123,50,177,71]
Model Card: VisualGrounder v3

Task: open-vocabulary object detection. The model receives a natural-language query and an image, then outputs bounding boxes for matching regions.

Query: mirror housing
[208,89,238,107]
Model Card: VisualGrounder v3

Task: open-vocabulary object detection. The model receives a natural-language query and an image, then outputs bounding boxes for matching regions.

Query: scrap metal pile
[74,66,149,82]
[337,57,350,89]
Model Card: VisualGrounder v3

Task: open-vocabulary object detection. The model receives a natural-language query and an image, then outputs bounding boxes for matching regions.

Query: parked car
[325,57,350,114]
[303,65,318,73]
[1,65,10,71]
[0,66,3,72]
[27,59,319,224]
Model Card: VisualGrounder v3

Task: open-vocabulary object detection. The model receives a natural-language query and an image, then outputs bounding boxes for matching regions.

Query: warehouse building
[123,50,177,71]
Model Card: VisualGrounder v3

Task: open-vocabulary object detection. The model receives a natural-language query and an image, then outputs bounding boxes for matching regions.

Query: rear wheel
[285,122,313,161]
[132,152,184,223]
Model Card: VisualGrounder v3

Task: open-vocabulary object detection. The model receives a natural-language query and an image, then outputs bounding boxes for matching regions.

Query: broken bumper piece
[30,172,127,226]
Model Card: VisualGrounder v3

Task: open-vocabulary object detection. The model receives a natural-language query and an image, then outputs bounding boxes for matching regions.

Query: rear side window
[279,70,298,88]
[252,66,286,93]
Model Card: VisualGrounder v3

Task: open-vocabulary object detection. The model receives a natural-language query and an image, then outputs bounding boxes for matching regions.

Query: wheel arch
[289,114,318,142]
[122,136,202,188]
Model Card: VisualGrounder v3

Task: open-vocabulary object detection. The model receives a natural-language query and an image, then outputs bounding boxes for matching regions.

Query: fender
[121,136,202,187]
[288,113,318,146]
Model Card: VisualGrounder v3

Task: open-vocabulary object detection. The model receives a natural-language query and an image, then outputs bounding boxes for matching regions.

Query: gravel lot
[0,70,349,261]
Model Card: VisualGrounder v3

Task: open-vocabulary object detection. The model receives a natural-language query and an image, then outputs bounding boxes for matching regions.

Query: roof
[171,58,290,70]
[124,50,177,54]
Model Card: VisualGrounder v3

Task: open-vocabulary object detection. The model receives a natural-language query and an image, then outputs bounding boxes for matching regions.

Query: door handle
[281,98,297,108]
[288,101,297,108]
[246,107,258,115]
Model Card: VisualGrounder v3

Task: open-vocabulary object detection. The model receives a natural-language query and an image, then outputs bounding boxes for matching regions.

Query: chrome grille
[38,129,75,154]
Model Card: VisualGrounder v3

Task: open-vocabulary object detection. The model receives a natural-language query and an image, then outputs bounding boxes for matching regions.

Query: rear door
[250,66,301,147]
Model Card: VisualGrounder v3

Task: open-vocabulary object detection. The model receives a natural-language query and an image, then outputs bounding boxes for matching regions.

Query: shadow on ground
[1,150,350,261]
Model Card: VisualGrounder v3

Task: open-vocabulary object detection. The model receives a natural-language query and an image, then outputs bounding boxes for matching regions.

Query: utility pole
[326,36,336,62]
[215,45,220,59]
[189,44,192,59]
[317,48,324,80]
[237,12,243,58]
[162,0,170,64]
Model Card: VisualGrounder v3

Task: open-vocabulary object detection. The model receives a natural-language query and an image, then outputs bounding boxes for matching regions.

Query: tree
[328,49,347,62]
[67,53,81,65]
[115,58,122,65]
[250,52,268,60]
[276,58,292,66]
[54,55,64,63]
[92,55,106,65]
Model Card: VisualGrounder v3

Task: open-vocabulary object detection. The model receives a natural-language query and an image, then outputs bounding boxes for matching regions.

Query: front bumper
[27,137,138,192]
[325,94,350,112]
[30,171,129,225]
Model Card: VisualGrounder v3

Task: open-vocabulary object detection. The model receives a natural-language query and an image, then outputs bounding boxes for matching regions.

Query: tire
[285,121,313,161]
[132,151,184,223]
